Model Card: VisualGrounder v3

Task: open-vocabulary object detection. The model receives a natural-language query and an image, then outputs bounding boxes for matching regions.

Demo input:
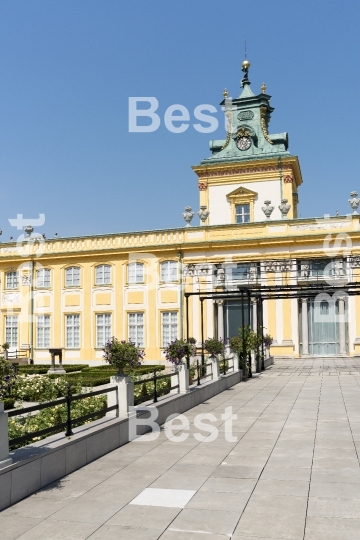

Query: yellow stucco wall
[0,155,358,362]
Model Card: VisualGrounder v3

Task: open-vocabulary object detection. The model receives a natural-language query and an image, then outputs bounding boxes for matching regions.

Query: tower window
[235,204,250,224]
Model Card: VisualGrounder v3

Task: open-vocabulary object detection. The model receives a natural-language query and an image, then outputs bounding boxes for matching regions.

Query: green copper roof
[200,61,290,166]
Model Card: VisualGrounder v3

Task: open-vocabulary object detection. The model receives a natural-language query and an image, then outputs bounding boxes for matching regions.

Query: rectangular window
[128,312,144,347]
[66,315,80,348]
[224,263,259,282]
[96,265,111,285]
[298,259,341,278]
[37,315,50,348]
[37,268,51,288]
[161,261,178,282]
[96,314,112,347]
[128,263,144,283]
[66,267,80,287]
[162,312,178,347]
[6,271,19,289]
[235,204,250,224]
[5,316,18,348]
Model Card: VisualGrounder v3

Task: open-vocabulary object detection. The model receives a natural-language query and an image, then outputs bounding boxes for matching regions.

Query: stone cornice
[192,156,302,188]
[0,215,357,262]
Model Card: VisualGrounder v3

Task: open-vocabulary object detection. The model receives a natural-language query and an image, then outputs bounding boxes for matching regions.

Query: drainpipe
[278,156,283,208]
[178,251,183,339]
[29,260,34,362]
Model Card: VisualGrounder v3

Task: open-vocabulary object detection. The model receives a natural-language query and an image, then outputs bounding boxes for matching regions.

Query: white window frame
[66,314,80,348]
[5,316,18,348]
[235,204,250,224]
[65,267,80,287]
[128,262,144,284]
[37,268,51,288]
[160,261,178,283]
[95,265,111,285]
[161,312,178,347]
[128,312,144,347]
[37,315,50,348]
[6,271,19,289]
[96,313,112,347]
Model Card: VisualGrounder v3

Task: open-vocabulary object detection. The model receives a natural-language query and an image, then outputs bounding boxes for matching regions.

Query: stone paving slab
[2,358,360,539]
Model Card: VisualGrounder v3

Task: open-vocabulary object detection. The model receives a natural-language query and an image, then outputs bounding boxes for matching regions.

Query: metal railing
[195,360,212,386]
[8,384,118,447]
[133,370,179,406]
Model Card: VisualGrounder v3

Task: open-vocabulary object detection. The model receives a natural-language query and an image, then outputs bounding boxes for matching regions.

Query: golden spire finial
[241,59,250,72]
[223,88,228,98]
[261,82,266,93]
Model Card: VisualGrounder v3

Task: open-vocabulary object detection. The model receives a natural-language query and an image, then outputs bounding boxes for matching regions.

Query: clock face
[237,136,251,151]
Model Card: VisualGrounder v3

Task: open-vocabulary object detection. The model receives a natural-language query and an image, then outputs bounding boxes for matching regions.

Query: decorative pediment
[226,186,258,202]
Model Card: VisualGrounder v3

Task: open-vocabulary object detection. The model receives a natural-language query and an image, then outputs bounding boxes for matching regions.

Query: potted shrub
[102,337,145,376]
[2,342,10,360]
[163,338,196,367]
[204,337,225,358]
[263,333,273,349]
[230,326,265,376]
[0,356,17,407]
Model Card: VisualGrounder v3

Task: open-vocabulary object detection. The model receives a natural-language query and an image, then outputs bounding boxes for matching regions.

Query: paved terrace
[2,358,360,540]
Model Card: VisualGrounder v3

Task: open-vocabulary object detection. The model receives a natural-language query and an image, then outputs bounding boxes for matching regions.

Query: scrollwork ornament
[349,256,360,268]
[21,275,31,286]
[260,106,273,145]
[183,264,196,277]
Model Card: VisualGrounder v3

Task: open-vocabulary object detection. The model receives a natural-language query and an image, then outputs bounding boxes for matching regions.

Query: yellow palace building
[2,60,360,364]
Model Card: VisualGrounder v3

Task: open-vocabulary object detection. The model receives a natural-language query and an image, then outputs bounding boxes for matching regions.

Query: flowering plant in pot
[204,337,225,357]
[163,338,196,367]
[102,337,145,376]
[263,333,273,348]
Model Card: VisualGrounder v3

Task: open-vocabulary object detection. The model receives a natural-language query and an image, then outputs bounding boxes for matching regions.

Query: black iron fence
[8,384,118,447]
[195,360,213,386]
[134,370,179,406]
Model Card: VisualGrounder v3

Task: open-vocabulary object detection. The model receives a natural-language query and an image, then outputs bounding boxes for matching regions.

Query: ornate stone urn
[198,205,210,223]
[182,206,195,227]
[348,191,360,214]
[24,225,34,237]
[279,198,291,219]
[262,200,274,220]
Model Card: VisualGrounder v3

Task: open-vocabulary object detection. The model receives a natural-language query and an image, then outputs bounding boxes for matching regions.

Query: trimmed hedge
[18,364,88,375]
[81,364,165,375]
[47,372,116,387]
[66,375,114,387]
[48,364,166,388]
[4,398,15,410]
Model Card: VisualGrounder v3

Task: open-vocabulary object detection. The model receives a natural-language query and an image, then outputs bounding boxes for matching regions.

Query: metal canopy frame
[184,279,360,380]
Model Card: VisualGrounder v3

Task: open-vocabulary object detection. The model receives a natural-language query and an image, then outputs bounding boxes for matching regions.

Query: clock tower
[192,60,302,225]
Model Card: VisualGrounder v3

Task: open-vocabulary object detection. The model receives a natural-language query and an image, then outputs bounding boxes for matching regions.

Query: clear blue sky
[0,1,359,240]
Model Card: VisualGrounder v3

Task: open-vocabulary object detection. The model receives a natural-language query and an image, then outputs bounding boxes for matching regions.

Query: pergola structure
[184,268,360,380]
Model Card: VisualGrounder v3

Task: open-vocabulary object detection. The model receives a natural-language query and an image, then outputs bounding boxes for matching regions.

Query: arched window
[96,265,111,285]
[160,261,178,282]
[37,268,51,288]
[128,262,144,284]
[65,266,80,287]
